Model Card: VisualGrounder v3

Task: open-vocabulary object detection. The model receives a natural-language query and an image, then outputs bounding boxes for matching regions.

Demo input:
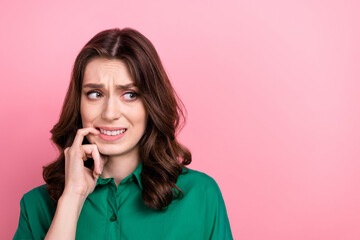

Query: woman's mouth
[99,128,126,136]
[96,127,127,141]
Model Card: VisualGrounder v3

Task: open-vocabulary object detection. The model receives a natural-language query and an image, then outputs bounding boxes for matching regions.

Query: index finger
[72,128,100,147]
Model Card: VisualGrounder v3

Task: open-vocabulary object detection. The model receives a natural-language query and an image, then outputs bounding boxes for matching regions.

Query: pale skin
[45,58,147,239]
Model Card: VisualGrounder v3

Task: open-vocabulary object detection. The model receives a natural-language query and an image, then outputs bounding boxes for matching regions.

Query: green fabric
[14,163,233,239]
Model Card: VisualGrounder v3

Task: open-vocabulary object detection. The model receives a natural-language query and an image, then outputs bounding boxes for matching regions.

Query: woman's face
[80,57,147,157]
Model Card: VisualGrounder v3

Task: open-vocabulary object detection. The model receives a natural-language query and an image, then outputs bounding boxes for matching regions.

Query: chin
[97,143,136,157]
[97,146,122,156]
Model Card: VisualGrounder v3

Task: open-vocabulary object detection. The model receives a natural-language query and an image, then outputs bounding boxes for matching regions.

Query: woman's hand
[44,128,107,240]
[62,127,107,199]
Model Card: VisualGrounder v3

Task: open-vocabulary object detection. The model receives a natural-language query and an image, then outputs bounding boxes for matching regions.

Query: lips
[95,126,127,141]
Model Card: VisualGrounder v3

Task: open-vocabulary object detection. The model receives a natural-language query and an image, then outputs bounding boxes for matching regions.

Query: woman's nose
[101,96,121,121]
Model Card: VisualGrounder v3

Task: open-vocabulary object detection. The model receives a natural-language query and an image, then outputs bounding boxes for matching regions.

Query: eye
[86,91,102,99]
[123,91,138,101]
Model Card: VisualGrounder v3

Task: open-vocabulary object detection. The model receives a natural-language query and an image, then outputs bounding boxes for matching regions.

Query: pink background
[1,0,360,239]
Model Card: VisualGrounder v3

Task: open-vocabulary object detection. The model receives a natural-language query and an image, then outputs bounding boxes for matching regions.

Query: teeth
[100,128,126,136]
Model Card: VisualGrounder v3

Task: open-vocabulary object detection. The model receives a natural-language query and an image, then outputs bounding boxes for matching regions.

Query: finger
[83,167,98,180]
[82,144,104,175]
[64,147,70,155]
[82,150,89,161]
[73,128,100,147]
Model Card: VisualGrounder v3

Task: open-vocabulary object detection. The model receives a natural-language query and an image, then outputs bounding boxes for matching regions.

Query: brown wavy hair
[43,28,191,210]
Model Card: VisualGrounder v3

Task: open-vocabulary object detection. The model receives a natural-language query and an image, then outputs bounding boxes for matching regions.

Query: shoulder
[15,185,54,239]
[177,169,233,239]
[177,168,222,197]
[22,184,50,203]
[20,184,55,215]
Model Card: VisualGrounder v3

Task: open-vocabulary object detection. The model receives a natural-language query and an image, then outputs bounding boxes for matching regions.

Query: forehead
[83,58,134,85]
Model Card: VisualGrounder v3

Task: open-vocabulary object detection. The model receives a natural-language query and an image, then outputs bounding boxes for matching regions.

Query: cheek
[128,107,147,133]
[137,106,147,128]
[80,102,95,127]
[142,113,148,129]
[80,99,86,125]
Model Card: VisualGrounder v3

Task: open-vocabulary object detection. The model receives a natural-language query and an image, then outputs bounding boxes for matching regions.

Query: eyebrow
[82,83,136,90]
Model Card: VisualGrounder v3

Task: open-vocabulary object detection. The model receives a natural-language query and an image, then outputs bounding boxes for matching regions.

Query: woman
[14,28,233,240]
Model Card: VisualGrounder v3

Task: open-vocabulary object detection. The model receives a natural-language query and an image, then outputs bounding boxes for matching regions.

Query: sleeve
[13,197,34,240]
[204,178,233,240]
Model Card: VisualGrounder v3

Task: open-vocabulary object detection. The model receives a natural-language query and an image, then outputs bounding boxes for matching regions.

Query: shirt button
[110,214,117,222]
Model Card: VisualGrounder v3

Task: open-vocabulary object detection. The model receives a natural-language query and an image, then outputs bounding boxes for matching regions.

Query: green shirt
[14,163,233,239]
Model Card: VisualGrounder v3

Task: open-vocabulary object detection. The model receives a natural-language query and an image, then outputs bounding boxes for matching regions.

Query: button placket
[107,179,118,224]
[116,176,134,208]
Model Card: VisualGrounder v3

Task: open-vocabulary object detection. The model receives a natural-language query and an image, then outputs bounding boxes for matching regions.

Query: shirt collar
[132,161,143,190]
[96,162,143,190]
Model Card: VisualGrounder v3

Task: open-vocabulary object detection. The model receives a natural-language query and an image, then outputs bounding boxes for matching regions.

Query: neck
[100,146,140,186]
